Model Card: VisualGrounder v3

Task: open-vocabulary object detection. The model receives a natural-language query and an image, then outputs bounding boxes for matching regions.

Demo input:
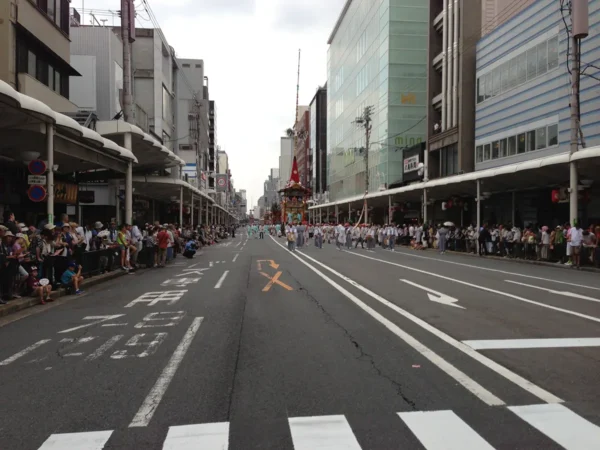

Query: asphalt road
[1,232,599,449]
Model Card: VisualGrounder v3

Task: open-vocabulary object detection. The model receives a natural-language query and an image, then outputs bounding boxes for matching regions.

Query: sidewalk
[416,246,600,274]
[0,269,127,319]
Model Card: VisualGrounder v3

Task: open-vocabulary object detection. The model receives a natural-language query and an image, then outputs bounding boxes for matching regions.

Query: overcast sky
[78,0,346,212]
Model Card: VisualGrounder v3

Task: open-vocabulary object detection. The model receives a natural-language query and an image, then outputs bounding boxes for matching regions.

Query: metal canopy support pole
[198,197,202,227]
[569,32,581,225]
[511,191,516,225]
[423,189,428,225]
[179,186,184,226]
[327,207,330,223]
[388,195,392,224]
[124,132,133,224]
[335,204,339,223]
[190,193,194,228]
[319,208,322,224]
[206,201,209,226]
[46,123,54,225]
[476,179,481,232]
[152,199,155,223]
[348,203,351,223]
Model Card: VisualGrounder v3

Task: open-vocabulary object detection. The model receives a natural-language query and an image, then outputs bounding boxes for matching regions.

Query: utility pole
[121,0,134,224]
[354,105,373,225]
[569,0,588,225]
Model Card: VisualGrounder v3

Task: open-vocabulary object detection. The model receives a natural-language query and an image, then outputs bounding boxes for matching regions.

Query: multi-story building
[294,106,310,187]
[327,0,429,201]
[279,137,294,190]
[208,100,217,191]
[264,168,280,208]
[176,58,209,189]
[0,0,79,112]
[425,0,480,180]
[310,85,328,200]
[474,0,600,224]
[481,0,536,37]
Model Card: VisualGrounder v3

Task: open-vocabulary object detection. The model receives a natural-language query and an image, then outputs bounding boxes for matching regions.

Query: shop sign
[28,175,47,185]
[28,185,47,202]
[55,182,78,204]
[79,191,96,204]
[403,155,420,173]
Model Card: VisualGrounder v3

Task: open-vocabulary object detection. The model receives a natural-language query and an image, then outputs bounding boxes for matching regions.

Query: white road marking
[209,261,214,267]
[85,335,124,361]
[111,333,168,359]
[58,315,126,334]
[163,278,201,287]
[398,410,494,450]
[505,280,600,303]
[509,404,600,449]
[125,291,187,308]
[284,240,562,404]
[0,339,51,366]
[288,415,361,450]
[463,337,600,350]
[101,323,128,327]
[187,262,201,269]
[401,279,464,309]
[163,422,229,449]
[176,271,206,277]
[232,254,239,263]
[234,241,241,248]
[60,337,97,357]
[270,238,504,406]
[129,317,204,427]
[38,430,113,450]
[214,270,229,289]
[135,311,186,328]
[349,251,600,325]
[390,247,600,291]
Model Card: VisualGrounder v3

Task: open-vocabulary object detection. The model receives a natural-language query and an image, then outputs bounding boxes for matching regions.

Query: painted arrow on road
[401,279,465,309]
[257,260,280,270]
[505,280,600,303]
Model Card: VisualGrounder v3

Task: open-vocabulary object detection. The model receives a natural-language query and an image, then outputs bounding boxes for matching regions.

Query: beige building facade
[0,0,78,113]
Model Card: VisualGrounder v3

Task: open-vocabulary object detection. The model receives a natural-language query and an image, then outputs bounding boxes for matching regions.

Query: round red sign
[28,159,47,175]
[28,185,47,202]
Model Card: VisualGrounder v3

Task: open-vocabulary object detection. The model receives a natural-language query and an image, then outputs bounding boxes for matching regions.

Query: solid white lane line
[463,337,600,350]
[287,243,562,404]
[38,430,113,449]
[398,410,494,450]
[232,254,239,263]
[209,261,214,267]
[288,415,361,450]
[163,422,229,450]
[505,280,600,303]
[214,270,229,289]
[349,251,600,325]
[389,247,600,291]
[270,238,504,406]
[234,241,241,248]
[509,404,600,449]
[129,317,204,428]
[187,262,201,269]
[0,339,51,366]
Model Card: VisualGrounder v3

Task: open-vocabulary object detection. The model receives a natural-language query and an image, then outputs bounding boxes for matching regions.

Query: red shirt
[157,231,169,249]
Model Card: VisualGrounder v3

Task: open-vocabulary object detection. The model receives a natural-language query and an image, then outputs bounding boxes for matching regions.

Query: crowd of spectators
[0,209,236,305]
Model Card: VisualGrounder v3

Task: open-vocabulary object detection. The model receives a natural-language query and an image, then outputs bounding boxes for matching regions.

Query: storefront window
[492,141,500,159]
[499,138,507,158]
[476,145,483,163]
[548,124,558,146]
[517,133,526,153]
[536,127,547,150]
[526,130,536,151]
[507,136,517,156]
[484,143,491,160]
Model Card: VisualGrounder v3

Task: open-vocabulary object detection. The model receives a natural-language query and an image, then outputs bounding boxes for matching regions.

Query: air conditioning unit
[179,144,192,150]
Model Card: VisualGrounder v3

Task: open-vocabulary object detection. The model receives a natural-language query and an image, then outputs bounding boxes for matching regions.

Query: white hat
[4,231,14,237]
[16,233,25,238]
[94,221,103,229]
[18,223,26,227]
[0,225,7,231]
[21,227,28,232]
[44,224,56,230]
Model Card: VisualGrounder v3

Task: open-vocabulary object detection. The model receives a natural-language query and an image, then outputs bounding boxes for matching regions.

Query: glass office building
[327,0,428,201]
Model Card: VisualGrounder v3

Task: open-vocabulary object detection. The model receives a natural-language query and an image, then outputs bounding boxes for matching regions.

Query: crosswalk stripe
[398,410,494,450]
[288,415,362,449]
[38,430,113,449]
[162,422,229,449]
[509,404,600,449]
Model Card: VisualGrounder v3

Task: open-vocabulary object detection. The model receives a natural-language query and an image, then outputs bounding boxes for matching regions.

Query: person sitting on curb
[27,266,53,305]
[60,262,84,295]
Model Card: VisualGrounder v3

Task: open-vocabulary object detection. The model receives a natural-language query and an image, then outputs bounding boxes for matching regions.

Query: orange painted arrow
[257,260,279,271]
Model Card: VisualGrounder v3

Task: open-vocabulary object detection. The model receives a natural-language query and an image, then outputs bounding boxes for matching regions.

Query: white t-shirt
[570,227,583,246]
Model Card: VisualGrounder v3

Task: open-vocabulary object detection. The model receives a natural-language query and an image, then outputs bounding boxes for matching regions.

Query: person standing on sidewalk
[570,220,583,269]
[156,226,169,267]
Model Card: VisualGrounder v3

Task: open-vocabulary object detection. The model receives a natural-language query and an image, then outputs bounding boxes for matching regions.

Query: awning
[0,79,137,167]
[96,121,185,169]
[132,175,214,203]
[311,148,600,209]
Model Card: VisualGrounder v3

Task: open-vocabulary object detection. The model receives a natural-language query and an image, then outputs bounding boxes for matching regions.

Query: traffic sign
[28,175,47,185]
[28,185,47,202]
[28,159,47,175]
[217,178,226,187]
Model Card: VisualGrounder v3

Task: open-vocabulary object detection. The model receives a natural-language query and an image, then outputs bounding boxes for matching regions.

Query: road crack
[295,284,418,411]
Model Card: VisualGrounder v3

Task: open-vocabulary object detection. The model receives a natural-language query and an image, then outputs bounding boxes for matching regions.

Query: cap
[67,261,76,267]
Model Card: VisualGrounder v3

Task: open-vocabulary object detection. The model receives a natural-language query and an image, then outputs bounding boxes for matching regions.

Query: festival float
[279,156,311,225]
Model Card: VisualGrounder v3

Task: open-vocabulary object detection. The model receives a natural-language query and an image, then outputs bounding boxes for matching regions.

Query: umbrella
[444,221,455,227]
